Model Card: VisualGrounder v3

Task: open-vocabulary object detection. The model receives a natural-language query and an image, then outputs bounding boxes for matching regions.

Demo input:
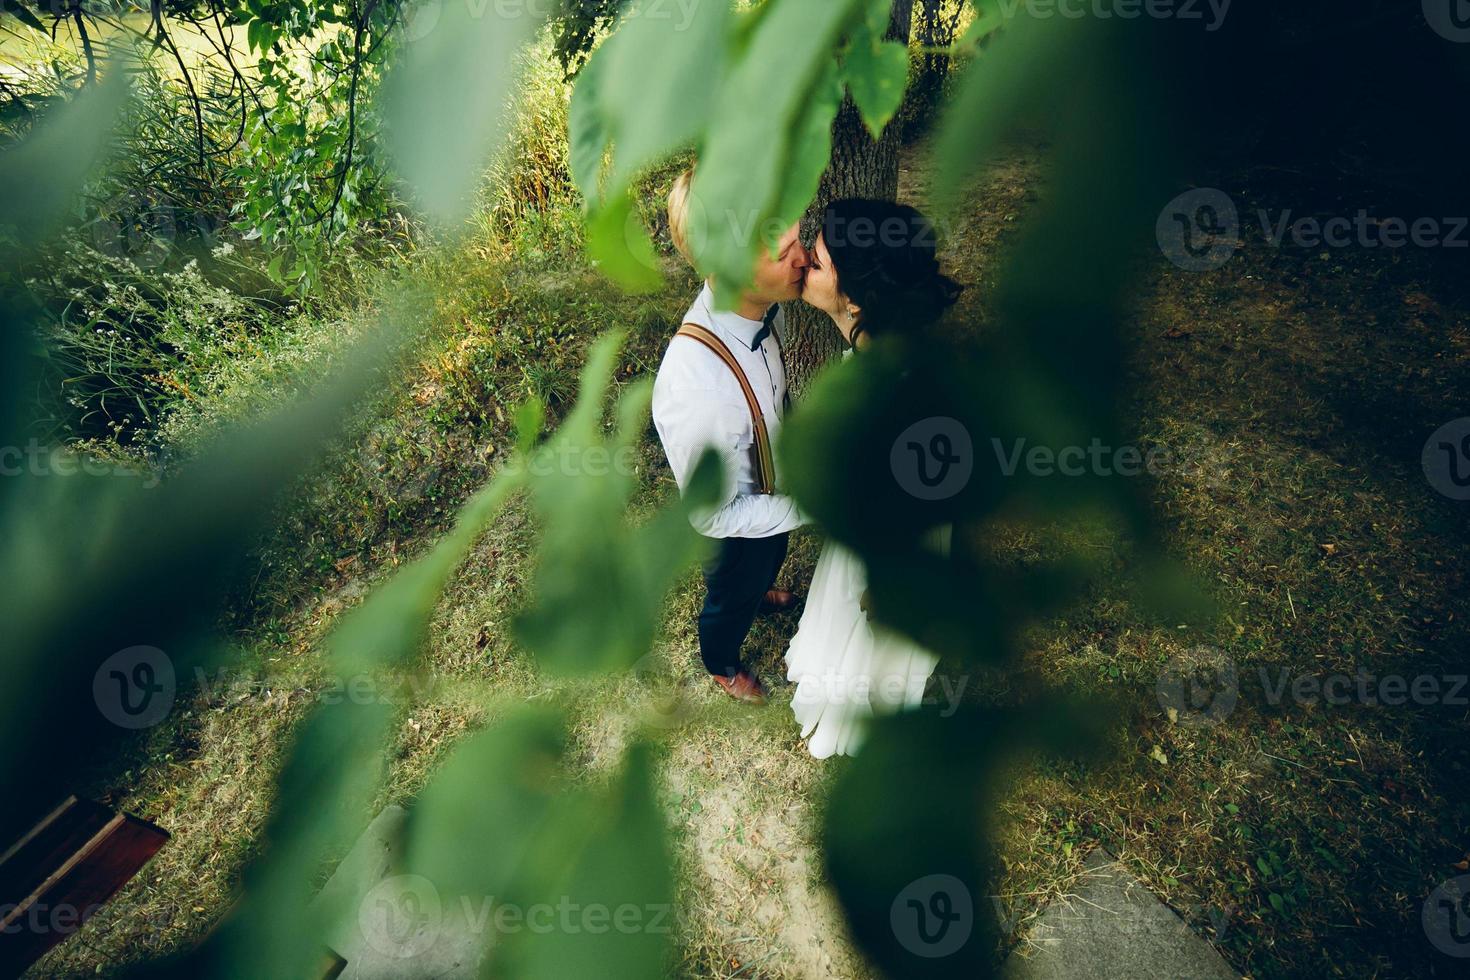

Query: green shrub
[28,241,289,448]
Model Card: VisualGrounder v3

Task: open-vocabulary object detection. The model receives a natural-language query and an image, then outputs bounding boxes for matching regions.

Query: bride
[784,198,962,759]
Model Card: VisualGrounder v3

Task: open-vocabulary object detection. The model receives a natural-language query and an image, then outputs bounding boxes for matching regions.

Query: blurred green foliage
[0,2,1231,978]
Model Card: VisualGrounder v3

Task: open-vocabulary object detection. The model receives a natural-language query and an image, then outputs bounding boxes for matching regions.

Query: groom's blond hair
[667,169,698,269]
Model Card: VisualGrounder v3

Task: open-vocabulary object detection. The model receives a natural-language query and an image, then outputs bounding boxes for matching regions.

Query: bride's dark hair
[820,198,962,344]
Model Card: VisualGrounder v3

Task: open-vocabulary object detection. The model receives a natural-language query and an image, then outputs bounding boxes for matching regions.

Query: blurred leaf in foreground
[380,0,543,227]
[825,704,1110,979]
[568,0,730,292]
[513,331,719,675]
[0,69,127,249]
[202,461,524,978]
[842,0,910,139]
[0,292,422,847]
[406,707,568,903]
[497,743,674,979]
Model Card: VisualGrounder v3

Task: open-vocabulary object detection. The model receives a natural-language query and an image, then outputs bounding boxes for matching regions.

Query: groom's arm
[653,385,806,539]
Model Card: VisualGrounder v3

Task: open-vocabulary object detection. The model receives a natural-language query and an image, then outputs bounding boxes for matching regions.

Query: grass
[34,133,1470,980]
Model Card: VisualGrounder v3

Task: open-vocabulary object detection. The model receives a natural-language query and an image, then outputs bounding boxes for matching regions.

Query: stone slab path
[1002,849,1239,980]
[312,805,483,979]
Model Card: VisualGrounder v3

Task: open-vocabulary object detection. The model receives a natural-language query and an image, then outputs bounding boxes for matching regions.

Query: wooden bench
[0,796,168,977]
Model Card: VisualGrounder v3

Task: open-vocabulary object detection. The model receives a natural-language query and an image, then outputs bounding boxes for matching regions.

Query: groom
[651,171,810,705]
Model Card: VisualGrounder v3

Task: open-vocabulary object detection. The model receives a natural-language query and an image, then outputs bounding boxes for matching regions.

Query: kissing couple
[650,170,961,759]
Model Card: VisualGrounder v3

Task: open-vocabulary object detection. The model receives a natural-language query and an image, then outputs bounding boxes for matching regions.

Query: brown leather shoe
[758,589,801,615]
[713,671,768,705]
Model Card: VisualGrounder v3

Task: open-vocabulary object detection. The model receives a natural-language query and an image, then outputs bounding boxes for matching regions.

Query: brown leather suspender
[674,323,777,495]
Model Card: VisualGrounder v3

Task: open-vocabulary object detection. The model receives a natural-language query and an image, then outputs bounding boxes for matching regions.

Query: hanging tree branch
[149,15,207,167]
[307,0,379,231]
[70,2,95,85]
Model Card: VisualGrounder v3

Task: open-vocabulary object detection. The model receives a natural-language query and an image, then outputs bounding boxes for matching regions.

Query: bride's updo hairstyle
[820,198,962,344]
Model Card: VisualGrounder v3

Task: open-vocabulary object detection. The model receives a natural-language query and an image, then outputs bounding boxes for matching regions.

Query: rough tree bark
[783,0,915,392]
[904,0,962,140]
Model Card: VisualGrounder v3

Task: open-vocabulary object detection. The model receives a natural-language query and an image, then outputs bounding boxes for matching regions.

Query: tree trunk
[784,0,915,392]
[903,0,959,140]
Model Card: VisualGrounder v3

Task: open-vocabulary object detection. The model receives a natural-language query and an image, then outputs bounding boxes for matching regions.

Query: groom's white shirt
[652,283,806,539]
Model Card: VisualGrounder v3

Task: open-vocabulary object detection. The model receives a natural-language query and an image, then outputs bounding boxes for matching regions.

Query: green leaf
[502,744,675,979]
[581,0,731,194]
[513,333,716,675]
[0,303,419,856]
[824,710,1006,977]
[769,56,843,232]
[189,344,522,975]
[843,30,909,139]
[586,190,662,294]
[324,467,522,676]
[0,71,127,247]
[931,14,1078,216]
[405,708,567,900]
[0,0,45,33]
[695,0,866,305]
[515,393,546,453]
[380,0,542,226]
[567,45,609,203]
[957,0,1008,50]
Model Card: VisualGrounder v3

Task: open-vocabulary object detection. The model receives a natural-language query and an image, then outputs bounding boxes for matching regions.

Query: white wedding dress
[784,533,944,759]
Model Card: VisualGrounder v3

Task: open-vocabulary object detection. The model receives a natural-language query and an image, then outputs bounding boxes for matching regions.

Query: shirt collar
[696,283,776,352]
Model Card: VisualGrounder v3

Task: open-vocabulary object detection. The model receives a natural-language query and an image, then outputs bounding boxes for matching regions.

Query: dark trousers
[697,532,789,677]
